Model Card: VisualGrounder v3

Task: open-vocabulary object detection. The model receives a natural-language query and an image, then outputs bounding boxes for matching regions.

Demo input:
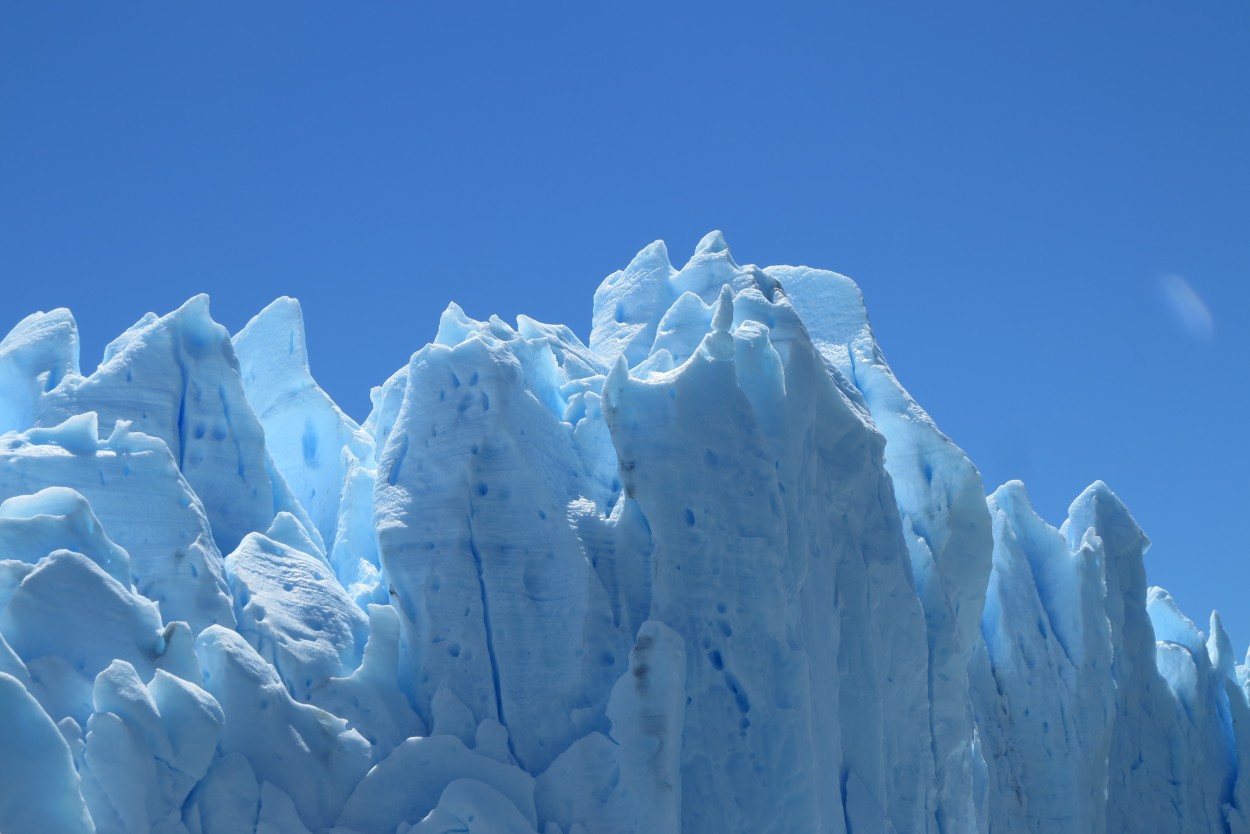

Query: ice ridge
[0,234,1244,834]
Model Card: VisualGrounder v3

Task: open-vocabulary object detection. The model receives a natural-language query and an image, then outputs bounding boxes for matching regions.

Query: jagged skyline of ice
[1,231,1247,833]
[21,246,1236,654]
[7,0,1247,699]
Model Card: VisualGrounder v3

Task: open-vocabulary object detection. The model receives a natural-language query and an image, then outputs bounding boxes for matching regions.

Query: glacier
[0,231,1245,833]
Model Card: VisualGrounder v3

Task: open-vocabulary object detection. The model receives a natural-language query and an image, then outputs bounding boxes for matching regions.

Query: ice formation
[0,233,1245,833]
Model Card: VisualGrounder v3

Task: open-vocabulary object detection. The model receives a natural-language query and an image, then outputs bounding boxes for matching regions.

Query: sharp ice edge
[0,233,1243,834]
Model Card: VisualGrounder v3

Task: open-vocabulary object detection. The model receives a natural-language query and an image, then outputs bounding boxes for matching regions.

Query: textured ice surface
[233,298,372,551]
[0,413,234,633]
[0,233,1245,833]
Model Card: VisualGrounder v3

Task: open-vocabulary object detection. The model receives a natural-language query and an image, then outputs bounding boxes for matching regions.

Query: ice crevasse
[0,232,1245,834]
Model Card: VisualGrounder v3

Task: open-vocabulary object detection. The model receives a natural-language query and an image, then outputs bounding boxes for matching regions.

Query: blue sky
[3,3,1247,645]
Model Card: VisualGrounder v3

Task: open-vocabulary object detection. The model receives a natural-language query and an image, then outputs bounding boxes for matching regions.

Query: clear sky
[3,3,1247,646]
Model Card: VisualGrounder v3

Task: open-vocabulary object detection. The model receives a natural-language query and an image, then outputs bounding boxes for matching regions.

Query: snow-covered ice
[0,233,1245,833]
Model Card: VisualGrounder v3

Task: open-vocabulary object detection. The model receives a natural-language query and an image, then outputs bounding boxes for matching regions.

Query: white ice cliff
[0,233,1244,833]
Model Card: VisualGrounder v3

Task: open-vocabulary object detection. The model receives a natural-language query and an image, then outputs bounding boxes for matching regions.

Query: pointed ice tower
[774,261,993,833]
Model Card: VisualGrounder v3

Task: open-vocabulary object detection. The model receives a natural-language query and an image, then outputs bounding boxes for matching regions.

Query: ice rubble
[0,233,1246,834]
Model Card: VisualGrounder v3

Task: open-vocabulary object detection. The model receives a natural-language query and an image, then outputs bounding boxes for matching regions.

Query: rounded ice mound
[0,486,132,586]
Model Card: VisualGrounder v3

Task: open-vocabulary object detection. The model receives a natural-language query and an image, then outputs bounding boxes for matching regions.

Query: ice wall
[0,234,1244,834]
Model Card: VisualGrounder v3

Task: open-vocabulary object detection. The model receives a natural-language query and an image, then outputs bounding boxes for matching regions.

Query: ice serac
[79,660,223,834]
[0,549,166,726]
[35,295,317,556]
[0,487,132,586]
[0,671,95,834]
[328,448,386,605]
[0,308,80,436]
[0,414,233,632]
[224,511,368,701]
[599,247,935,834]
[309,603,427,761]
[1149,589,1239,830]
[0,233,1247,834]
[591,231,783,370]
[776,264,993,834]
[1065,482,1190,833]
[233,297,373,549]
[194,625,371,831]
[374,302,622,775]
[590,240,677,368]
[975,481,1114,833]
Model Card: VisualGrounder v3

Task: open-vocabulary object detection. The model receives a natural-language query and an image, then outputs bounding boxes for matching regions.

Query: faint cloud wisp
[1158,274,1214,344]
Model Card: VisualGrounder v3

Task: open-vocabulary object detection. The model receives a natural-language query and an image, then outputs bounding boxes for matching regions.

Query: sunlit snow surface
[1,233,1246,834]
